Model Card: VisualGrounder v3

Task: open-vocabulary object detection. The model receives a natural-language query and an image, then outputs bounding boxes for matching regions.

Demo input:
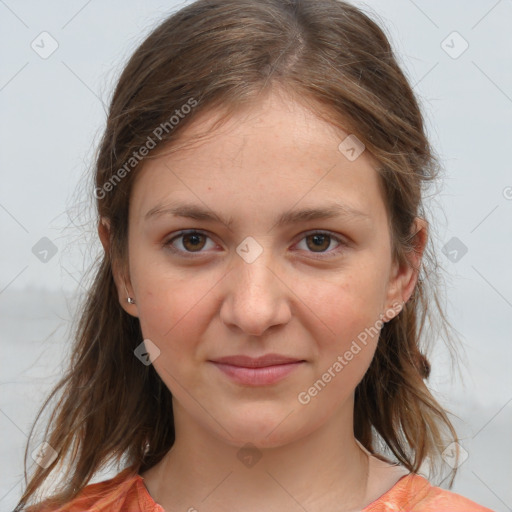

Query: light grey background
[1,1,511,511]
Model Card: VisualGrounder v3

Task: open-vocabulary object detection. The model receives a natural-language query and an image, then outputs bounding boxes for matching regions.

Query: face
[114,89,419,449]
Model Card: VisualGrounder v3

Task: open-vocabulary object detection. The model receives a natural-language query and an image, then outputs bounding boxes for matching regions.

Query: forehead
[159,88,360,160]
[130,89,387,226]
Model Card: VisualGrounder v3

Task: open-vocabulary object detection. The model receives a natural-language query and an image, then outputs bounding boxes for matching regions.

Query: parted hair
[16,1,461,510]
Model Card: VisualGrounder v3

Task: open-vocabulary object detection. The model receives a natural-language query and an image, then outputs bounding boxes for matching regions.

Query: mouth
[209,354,305,386]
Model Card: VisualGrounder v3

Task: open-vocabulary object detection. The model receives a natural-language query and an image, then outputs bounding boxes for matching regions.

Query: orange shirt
[31,465,495,512]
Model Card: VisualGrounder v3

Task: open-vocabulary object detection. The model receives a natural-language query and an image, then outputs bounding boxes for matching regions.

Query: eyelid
[293,230,347,257]
[163,229,219,257]
[163,229,348,258]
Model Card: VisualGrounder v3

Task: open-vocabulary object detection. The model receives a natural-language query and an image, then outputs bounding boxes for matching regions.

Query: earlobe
[117,272,139,318]
[118,278,139,317]
[123,282,136,305]
[116,262,139,317]
[402,217,428,302]
[382,217,428,321]
[98,217,139,318]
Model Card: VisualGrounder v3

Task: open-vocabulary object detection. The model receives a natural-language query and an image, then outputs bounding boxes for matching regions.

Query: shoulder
[27,466,164,512]
[363,473,495,512]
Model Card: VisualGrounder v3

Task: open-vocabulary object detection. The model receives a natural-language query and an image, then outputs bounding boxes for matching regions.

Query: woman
[15,0,494,510]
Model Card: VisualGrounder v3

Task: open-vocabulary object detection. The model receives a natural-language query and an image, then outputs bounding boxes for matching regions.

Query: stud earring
[123,283,136,305]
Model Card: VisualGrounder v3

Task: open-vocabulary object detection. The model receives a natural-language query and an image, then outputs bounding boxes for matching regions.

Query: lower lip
[211,362,303,386]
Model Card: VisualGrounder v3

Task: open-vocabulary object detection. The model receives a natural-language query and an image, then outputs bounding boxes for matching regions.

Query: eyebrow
[144,200,370,229]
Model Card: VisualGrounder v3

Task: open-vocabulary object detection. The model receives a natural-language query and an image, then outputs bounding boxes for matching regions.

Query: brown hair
[16,0,462,509]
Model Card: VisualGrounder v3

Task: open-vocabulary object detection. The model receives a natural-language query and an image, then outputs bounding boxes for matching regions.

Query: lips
[212,354,303,368]
[209,353,305,386]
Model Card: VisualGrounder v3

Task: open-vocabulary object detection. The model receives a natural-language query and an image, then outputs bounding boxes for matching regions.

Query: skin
[99,87,427,512]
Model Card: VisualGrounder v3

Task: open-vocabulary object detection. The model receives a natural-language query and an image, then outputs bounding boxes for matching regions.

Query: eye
[164,230,217,255]
[164,229,346,258]
[294,231,346,258]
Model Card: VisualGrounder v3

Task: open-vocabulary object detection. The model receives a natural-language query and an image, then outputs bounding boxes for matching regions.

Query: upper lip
[210,354,304,368]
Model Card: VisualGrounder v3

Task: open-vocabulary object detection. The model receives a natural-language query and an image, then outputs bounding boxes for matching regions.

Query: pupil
[184,233,204,250]
[310,234,329,251]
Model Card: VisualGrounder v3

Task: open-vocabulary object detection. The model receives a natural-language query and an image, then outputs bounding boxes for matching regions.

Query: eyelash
[163,229,347,259]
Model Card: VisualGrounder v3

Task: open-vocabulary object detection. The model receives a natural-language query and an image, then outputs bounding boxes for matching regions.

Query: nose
[219,248,292,337]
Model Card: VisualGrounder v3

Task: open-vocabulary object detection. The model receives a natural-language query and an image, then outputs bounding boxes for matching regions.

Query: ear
[382,217,428,321]
[98,217,139,318]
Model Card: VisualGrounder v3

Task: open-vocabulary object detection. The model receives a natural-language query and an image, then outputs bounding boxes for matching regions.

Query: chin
[209,406,315,450]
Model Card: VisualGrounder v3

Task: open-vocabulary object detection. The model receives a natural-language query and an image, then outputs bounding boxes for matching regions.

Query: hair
[16,0,463,510]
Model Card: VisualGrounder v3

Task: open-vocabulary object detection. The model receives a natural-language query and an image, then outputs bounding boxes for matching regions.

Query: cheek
[135,282,209,398]
[295,284,382,417]
[291,261,387,396]
[132,257,223,380]
[292,260,388,342]
[136,278,210,349]
[130,241,207,334]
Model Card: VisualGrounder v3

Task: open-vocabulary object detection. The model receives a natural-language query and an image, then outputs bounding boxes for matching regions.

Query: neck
[142,400,373,512]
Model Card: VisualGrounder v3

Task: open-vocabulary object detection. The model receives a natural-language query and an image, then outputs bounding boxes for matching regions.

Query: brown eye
[165,230,215,254]
[181,233,207,252]
[305,233,331,252]
[295,231,346,258]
